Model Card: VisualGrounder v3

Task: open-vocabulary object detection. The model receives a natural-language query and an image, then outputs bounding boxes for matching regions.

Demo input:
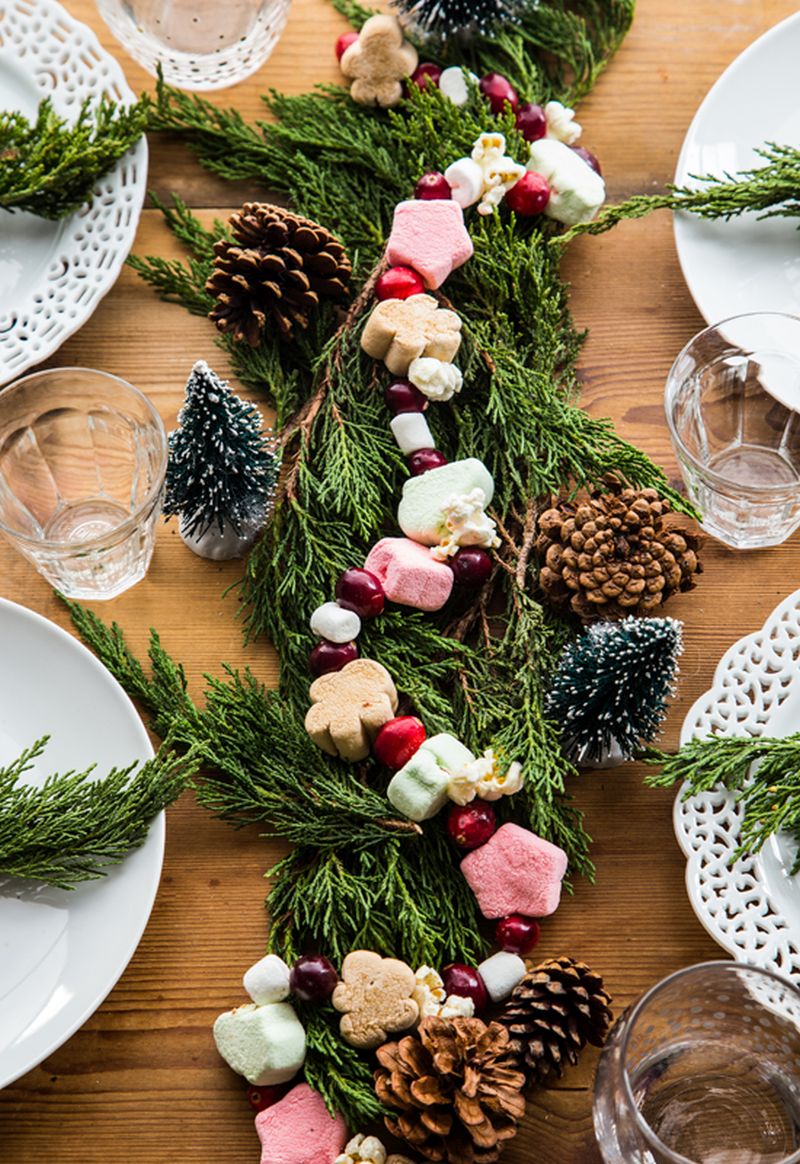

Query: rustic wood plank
[2,0,798,1161]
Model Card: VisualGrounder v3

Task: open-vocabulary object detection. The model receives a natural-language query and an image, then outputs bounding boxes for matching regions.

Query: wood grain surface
[2,1,799,1161]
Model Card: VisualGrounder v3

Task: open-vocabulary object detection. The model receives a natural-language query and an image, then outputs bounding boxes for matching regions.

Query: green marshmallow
[213,1001,307,1085]
[421,732,476,771]
[398,458,494,546]
[387,733,476,822]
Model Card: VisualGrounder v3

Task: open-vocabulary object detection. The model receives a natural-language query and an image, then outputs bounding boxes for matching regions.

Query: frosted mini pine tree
[164,361,278,560]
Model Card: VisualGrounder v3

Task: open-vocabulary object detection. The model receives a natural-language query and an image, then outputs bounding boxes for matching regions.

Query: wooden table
[2,0,798,1159]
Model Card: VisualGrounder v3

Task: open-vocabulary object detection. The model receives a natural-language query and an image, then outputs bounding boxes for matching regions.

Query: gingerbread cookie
[305,658,398,762]
[361,294,462,376]
[339,15,418,109]
[332,950,418,1049]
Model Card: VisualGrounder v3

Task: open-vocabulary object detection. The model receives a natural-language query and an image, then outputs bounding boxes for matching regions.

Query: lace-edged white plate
[677,588,800,979]
[0,0,147,385]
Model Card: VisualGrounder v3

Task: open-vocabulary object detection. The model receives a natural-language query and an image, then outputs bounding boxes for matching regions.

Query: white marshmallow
[243,953,292,1006]
[310,601,361,643]
[527,138,605,226]
[390,412,435,455]
[443,158,484,209]
[478,951,527,1002]
[439,66,478,107]
[213,1001,306,1085]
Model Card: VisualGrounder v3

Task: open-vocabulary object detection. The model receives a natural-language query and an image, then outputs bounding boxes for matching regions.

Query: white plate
[673,11,800,325]
[0,0,147,386]
[676,588,800,980]
[0,598,162,1088]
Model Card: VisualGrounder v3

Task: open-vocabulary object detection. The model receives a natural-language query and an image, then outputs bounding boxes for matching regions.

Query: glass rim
[664,310,800,497]
[619,959,800,1164]
[0,367,168,552]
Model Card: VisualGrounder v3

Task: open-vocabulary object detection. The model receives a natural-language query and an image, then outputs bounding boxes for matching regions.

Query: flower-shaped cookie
[340,15,418,109]
[361,294,462,376]
[305,659,398,762]
[332,951,418,1049]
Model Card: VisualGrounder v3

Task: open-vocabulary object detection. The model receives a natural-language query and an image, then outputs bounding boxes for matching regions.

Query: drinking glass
[95,0,291,90]
[0,368,167,599]
[665,313,800,549]
[593,961,800,1164]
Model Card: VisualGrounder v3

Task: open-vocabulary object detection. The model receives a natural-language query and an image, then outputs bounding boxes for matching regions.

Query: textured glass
[0,368,167,598]
[594,962,800,1164]
[666,314,800,549]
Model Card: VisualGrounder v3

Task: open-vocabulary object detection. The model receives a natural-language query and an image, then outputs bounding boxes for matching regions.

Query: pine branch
[300,1004,385,1128]
[0,739,195,888]
[645,733,800,873]
[0,95,149,218]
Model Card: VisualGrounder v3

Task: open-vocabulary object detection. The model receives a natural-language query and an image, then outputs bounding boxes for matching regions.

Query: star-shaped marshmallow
[385,200,474,289]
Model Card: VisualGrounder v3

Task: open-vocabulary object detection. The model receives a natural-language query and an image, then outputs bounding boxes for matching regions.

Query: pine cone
[206,203,351,345]
[497,957,612,1086]
[535,476,702,621]
[374,1016,526,1164]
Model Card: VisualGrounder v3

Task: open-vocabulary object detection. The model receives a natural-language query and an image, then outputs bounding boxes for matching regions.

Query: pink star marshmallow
[255,1083,347,1164]
[460,822,568,919]
[386,200,474,289]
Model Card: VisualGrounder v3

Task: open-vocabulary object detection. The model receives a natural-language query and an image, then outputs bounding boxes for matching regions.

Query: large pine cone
[535,477,702,621]
[206,203,351,345]
[375,1016,526,1164]
[497,957,613,1086]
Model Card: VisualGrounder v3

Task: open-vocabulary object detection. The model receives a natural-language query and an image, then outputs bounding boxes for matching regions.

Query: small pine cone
[535,476,703,621]
[206,203,351,345]
[497,957,613,1086]
[374,1016,526,1164]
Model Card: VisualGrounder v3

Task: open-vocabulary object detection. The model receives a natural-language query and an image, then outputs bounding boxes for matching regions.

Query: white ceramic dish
[0,598,162,1088]
[676,588,800,980]
[673,11,800,326]
[0,0,147,386]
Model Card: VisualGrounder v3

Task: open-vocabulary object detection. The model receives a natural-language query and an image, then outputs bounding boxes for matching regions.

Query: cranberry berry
[247,1084,288,1113]
[479,72,518,116]
[571,145,602,175]
[515,102,547,142]
[384,379,427,415]
[336,567,385,620]
[505,172,550,217]
[375,266,425,302]
[447,802,497,850]
[495,914,541,955]
[409,63,443,90]
[374,716,427,770]
[334,31,358,61]
[309,639,358,677]
[441,963,488,1012]
[414,172,452,201]
[407,448,448,476]
[289,954,338,1004]
[451,547,493,587]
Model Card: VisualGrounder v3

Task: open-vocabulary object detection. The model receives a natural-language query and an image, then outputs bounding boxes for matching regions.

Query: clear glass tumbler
[665,313,800,549]
[0,368,167,599]
[593,961,800,1164]
[95,0,292,90]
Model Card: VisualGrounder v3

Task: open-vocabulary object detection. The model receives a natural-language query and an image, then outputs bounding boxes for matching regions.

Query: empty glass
[665,313,800,549]
[0,368,167,599]
[594,961,800,1164]
[95,0,291,90]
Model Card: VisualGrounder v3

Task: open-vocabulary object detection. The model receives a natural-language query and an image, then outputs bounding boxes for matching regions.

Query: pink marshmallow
[386,200,474,290]
[364,537,454,612]
[255,1083,347,1164]
[460,822,568,919]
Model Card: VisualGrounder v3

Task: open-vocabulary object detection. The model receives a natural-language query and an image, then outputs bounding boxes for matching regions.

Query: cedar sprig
[0,94,149,219]
[0,738,195,888]
[645,733,800,872]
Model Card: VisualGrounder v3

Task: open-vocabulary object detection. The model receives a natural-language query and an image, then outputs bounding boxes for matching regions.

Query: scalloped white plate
[677,588,800,979]
[0,0,147,386]
[672,10,800,325]
[0,599,162,1088]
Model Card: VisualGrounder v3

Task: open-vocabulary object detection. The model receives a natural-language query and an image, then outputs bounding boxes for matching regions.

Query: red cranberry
[447,802,497,850]
[375,266,426,302]
[441,963,488,1012]
[451,547,493,587]
[505,172,550,217]
[571,145,602,175]
[335,31,358,61]
[374,716,427,770]
[309,639,358,677]
[335,567,385,620]
[384,379,427,415]
[410,62,443,90]
[407,449,448,475]
[414,171,452,201]
[290,954,338,1004]
[515,102,547,142]
[247,1084,289,1113]
[495,914,541,955]
[479,72,518,116]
